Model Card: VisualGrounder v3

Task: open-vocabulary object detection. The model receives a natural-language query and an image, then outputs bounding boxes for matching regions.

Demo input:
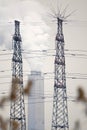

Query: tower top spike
[15,20,20,24]
[49,3,75,23]
[13,20,21,41]
[57,17,63,22]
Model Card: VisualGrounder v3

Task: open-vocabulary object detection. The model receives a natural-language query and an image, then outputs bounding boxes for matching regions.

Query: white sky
[0,0,87,130]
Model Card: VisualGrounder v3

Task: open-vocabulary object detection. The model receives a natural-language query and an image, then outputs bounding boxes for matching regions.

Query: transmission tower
[51,17,69,130]
[10,20,26,130]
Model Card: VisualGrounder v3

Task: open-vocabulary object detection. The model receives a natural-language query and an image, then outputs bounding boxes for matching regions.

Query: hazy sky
[0,0,87,130]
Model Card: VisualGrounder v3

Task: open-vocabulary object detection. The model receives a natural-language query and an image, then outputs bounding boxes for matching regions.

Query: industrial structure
[51,17,69,130]
[10,21,26,130]
[28,71,44,130]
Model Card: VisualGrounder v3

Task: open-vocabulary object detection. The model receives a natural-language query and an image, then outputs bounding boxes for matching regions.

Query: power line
[0,20,87,25]
[1,69,87,77]
[1,76,87,85]
[1,54,87,61]
[0,91,76,100]
[0,99,78,108]
[1,50,87,56]
[1,48,87,53]
[1,72,87,79]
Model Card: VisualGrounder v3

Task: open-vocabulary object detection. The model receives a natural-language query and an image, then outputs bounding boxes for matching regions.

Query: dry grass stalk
[0,78,32,130]
[23,80,32,95]
[0,78,33,108]
[0,116,8,130]
[9,78,20,101]
[11,120,19,130]
[0,97,8,108]
[77,87,87,102]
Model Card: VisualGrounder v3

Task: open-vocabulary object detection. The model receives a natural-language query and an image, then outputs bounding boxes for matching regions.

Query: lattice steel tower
[10,20,26,130]
[51,18,69,130]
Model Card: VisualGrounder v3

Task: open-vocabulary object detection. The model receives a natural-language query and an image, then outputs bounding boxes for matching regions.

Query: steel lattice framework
[10,20,26,130]
[52,18,69,130]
